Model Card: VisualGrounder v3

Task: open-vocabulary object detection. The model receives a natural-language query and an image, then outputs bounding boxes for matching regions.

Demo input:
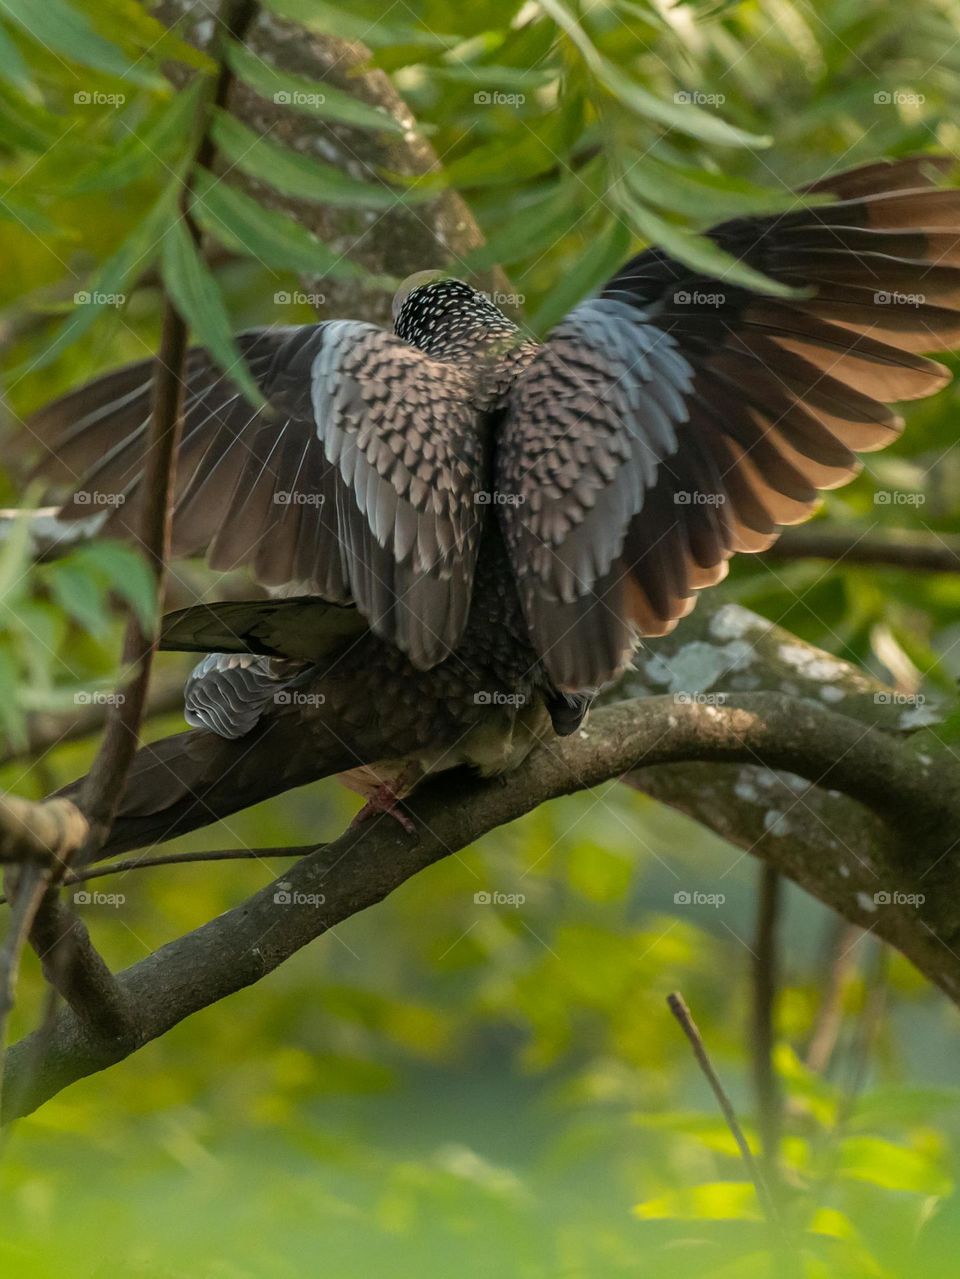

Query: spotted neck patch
[393,279,519,359]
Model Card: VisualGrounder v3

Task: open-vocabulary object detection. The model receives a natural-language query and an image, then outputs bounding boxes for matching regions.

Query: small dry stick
[752,865,783,1186]
[666,991,789,1246]
[0,845,320,905]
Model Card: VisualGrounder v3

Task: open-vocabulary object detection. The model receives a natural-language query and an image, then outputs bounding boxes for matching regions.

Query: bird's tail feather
[60,716,356,858]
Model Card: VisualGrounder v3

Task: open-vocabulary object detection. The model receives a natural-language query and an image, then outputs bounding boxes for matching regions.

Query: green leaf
[191,170,381,286]
[67,542,157,632]
[0,505,35,606]
[262,0,456,49]
[539,0,769,148]
[81,0,216,73]
[611,180,801,297]
[838,1136,948,1194]
[850,1086,960,1130]
[63,81,203,195]
[627,155,832,222]
[0,644,26,748]
[430,64,557,91]
[634,1181,760,1220]
[0,21,32,92]
[0,193,62,237]
[437,121,569,190]
[0,79,77,152]
[160,214,264,408]
[210,112,427,210]
[13,190,173,375]
[0,0,161,86]
[226,39,405,133]
[528,217,631,333]
[46,562,109,637]
[462,184,579,270]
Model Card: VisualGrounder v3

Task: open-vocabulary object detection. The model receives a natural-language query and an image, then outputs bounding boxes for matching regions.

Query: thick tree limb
[621,597,942,911]
[5,689,960,1120]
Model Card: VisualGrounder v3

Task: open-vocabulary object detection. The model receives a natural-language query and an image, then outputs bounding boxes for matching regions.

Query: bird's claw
[350,785,416,834]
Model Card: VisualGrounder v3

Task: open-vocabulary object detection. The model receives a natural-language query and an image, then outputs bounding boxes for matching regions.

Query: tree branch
[78,0,258,856]
[6,0,262,1072]
[765,525,960,573]
[6,688,960,1120]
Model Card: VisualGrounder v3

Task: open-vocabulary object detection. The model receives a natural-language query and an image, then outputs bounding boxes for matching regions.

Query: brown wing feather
[499,156,959,689]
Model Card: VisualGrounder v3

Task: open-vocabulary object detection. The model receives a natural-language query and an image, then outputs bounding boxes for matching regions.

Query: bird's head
[391,271,516,354]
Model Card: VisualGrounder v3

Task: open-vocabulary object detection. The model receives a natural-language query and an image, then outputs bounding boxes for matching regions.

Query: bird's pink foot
[350,785,416,834]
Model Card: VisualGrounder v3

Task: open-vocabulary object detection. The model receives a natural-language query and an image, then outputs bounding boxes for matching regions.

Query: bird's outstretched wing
[27,322,486,669]
[497,155,960,690]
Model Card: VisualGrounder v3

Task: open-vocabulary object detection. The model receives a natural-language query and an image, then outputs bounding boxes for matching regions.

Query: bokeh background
[3,0,960,1274]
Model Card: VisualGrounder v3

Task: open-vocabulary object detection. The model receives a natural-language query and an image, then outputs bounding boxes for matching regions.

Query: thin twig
[0,845,320,903]
[805,940,890,1221]
[5,0,263,1104]
[77,0,260,862]
[666,991,790,1248]
[804,918,861,1075]
[765,526,960,574]
[0,866,49,1119]
[842,941,889,1113]
[752,865,783,1190]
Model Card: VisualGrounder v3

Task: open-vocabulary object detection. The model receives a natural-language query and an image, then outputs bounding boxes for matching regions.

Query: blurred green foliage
[3,0,960,1275]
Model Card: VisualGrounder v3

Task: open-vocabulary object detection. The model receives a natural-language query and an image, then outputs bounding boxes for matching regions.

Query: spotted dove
[26,155,960,849]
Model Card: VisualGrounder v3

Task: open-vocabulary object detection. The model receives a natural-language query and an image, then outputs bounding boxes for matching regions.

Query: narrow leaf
[539,0,769,149]
[262,0,456,49]
[191,170,382,285]
[160,215,265,407]
[529,218,632,333]
[211,112,427,210]
[612,181,801,297]
[63,80,204,194]
[226,40,405,133]
[11,191,174,375]
[0,0,161,86]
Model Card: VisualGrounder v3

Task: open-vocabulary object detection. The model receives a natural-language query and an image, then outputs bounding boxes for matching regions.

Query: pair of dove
[28,155,960,846]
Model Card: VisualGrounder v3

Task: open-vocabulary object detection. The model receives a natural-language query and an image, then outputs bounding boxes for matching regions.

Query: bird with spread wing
[25,155,960,850]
